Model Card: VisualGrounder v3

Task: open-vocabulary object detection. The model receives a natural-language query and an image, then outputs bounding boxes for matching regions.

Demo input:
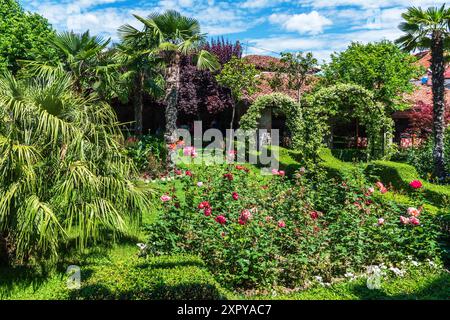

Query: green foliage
[305,83,396,160]
[366,161,450,209]
[323,41,419,112]
[0,73,152,263]
[145,164,442,290]
[0,245,231,300]
[270,52,318,103]
[216,56,260,102]
[125,135,167,177]
[73,254,230,300]
[239,93,303,148]
[0,0,56,74]
[407,130,450,183]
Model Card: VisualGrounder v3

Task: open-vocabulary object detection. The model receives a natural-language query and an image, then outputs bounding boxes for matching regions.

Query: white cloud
[269,11,333,35]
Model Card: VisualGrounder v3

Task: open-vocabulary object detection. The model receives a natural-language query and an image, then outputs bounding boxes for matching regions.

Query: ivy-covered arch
[240,93,303,148]
[306,83,395,160]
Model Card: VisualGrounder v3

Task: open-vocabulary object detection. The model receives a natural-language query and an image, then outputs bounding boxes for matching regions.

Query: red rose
[310,211,319,220]
[204,207,212,217]
[198,201,210,209]
[232,192,239,200]
[185,170,192,177]
[223,173,234,181]
[409,180,423,189]
[215,215,227,225]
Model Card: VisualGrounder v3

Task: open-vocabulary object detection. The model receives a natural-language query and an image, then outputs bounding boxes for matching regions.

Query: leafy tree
[216,56,260,130]
[128,11,220,155]
[0,0,56,73]
[324,41,419,112]
[396,5,450,179]
[271,52,318,104]
[203,38,243,65]
[117,25,165,135]
[0,72,151,264]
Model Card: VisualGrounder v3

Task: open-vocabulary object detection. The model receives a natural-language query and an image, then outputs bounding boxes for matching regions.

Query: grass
[253,267,450,300]
[0,244,232,300]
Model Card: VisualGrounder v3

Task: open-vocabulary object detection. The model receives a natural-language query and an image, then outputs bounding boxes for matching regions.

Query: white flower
[314,276,323,283]
[197,181,204,187]
[137,243,147,250]
[411,260,419,267]
[344,272,355,278]
[389,267,405,277]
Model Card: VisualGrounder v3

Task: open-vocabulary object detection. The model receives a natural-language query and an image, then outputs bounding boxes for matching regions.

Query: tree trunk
[431,31,446,179]
[164,53,181,168]
[133,73,144,136]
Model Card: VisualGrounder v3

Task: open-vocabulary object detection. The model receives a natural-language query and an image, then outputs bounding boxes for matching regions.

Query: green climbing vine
[305,83,395,160]
[240,93,303,148]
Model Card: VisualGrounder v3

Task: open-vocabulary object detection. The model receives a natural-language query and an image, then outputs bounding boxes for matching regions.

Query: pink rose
[380,187,388,194]
[278,220,286,228]
[407,207,420,217]
[400,216,410,225]
[160,195,172,202]
[278,170,286,177]
[410,216,420,226]
[310,211,319,220]
[375,181,385,190]
[240,209,252,221]
[377,218,385,226]
[271,168,279,175]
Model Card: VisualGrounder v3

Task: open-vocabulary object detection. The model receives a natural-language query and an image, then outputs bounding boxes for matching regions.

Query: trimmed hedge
[317,148,441,214]
[367,161,450,209]
[71,254,231,300]
[0,251,231,300]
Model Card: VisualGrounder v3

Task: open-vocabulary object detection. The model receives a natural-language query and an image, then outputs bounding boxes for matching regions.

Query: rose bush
[145,165,442,290]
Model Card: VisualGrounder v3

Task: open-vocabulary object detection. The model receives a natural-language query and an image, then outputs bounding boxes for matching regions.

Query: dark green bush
[406,131,450,184]
[125,134,167,177]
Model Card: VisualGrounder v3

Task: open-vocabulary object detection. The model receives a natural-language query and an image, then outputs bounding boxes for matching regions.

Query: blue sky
[21,0,447,62]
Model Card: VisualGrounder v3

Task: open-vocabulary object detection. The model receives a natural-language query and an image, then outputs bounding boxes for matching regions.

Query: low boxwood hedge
[367,161,450,209]
[71,254,231,300]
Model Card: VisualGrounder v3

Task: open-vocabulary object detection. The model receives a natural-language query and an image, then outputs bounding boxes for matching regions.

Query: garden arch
[239,93,303,148]
[307,83,394,160]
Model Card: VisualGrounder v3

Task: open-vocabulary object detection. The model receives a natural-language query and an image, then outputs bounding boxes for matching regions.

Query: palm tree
[0,72,152,264]
[127,11,219,163]
[20,30,112,94]
[117,26,165,136]
[396,5,450,179]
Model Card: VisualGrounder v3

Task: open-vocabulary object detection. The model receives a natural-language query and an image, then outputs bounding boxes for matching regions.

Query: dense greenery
[145,164,442,290]
[407,129,450,183]
[0,73,151,264]
[323,41,419,112]
[0,0,56,73]
[304,83,395,160]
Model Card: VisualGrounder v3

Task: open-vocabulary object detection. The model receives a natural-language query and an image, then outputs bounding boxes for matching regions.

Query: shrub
[72,254,230,300]
[0,73,151,264]
[406,129,450,183]
[145,164,442,290]
[125,134,167,177]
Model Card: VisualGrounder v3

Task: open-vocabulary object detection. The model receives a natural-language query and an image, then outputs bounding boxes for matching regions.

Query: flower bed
[145,164,443,291]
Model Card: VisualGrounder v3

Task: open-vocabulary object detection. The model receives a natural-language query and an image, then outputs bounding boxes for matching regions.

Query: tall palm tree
[396,5,450,179]
[0,72,151,264]
[117,26,165,136]
[127,11,219,163]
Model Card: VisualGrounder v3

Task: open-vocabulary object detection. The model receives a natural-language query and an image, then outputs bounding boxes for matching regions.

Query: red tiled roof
[243,55,283,71]
[245,72,318,102]
[403,85,450,106]
[414,50,450,78]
